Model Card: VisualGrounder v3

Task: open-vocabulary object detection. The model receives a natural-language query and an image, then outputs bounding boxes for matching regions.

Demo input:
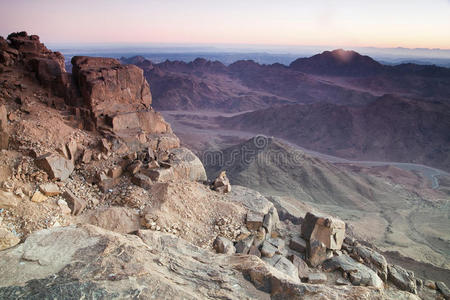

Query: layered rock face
[70,56,170,133]
[2,32,68,97]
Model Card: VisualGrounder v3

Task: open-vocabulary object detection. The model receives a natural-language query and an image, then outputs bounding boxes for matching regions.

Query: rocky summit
[0,32,447,300]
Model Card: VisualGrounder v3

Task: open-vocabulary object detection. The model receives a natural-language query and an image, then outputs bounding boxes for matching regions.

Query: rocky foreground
[0,32,449,299]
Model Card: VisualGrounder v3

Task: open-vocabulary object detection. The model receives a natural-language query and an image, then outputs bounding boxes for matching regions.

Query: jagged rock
[261,240,278,258]
[0,228,20,250]
[169,147,207,182]
[307,239,328,267]
[235,235,254,254]
[107,165,123,179]
[86,207,140,234]
[436,281,450,300]
[246,210,265,231]
[127,160,142,174]
[289,236,307,253]
[212,171,231,193]
[308,273,327,284]
[388,264,417,294]
[31,190,47,203]
[70,56,172,134]
[352,245,388,282]
[262,207,277,237]
[301,212,345,250]
[6,33,67,97]
[66,140,80,162]
[63,190,86,216]
[213,236,235,254]
[131,173,153,189]
[39,183,60,196]
[0,190,19,208]
[287,254,310,280]
[323,254,383,289]
[273,256,299,281]
[35,153,74,181]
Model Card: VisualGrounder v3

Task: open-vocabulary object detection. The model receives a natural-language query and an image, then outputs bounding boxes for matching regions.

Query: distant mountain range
[121,49,450,112]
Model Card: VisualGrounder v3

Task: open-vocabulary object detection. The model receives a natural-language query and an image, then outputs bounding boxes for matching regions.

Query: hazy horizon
[1,0,449,49]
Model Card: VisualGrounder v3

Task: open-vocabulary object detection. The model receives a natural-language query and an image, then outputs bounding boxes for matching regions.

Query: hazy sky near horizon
[1,0,449,49]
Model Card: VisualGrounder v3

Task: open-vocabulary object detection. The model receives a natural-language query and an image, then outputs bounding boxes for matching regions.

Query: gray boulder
[323,255,383,289]
[388,264,417,294]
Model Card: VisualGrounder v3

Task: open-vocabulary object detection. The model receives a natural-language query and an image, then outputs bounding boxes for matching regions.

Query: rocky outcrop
[301,212,345,267]
[70,56,171,134]
[4,32,68,97]
[388,264,417,294]
[0,225,268,299]
[323,255,384,289]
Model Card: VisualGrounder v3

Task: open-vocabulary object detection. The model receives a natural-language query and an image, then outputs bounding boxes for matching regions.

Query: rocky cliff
[0,32,448,299]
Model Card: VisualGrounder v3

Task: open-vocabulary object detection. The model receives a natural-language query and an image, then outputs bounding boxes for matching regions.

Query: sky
[0,0,450,49]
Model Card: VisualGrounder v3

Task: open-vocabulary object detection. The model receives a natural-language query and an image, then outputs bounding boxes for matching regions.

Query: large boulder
[301,212,345,250]
[352,245,388,282]
[35,153,74,181]
[169,147,207,182]
[323,255,384,289]
[388,264,417,294]
[0,225,268,299]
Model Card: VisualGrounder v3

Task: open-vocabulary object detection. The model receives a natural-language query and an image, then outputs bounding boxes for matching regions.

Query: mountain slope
[219,95,450,171]
[204,136,450,269]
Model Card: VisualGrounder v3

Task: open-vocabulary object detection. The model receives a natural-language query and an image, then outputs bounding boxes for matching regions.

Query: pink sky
[1,0,449,49]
